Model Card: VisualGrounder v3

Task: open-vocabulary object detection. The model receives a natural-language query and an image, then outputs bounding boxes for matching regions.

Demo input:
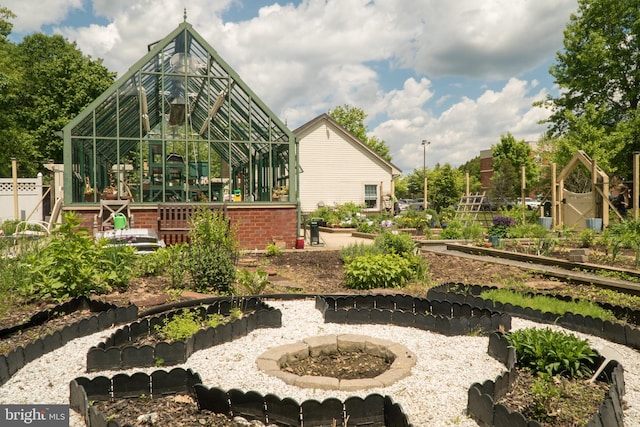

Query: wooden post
[634,152,639,221]
[12,157,18,220]
[521,165,526,223]
[465,172,470,196]
[591,158,598,220]
[551,163,557,228]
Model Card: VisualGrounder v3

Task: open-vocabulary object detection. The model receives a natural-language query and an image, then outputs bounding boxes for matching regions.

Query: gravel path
[0,299,638,426]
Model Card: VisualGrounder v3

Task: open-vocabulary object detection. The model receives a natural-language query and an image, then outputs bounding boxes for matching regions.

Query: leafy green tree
[541,0,640,178]
[490,159,519,207]
[430,164,463,212]
[491,133,538,194]
[0,9,116,176]
[329,104,392,161]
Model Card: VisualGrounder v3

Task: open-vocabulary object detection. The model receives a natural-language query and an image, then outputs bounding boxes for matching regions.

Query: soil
[282,350,393,379]
[0,248,628,426]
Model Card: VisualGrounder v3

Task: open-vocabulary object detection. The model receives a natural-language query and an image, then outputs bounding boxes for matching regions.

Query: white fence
[0,173,44,223]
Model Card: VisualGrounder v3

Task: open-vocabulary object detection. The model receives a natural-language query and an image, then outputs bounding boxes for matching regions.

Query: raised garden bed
[428,283,640,350]
[316,294,511,336]
[467,332,625,427]
[0,297,137,386]
[86,297,281,371]
[70,368,412,427]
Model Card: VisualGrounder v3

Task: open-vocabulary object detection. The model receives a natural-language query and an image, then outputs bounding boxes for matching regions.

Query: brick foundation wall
[66,204,298,250]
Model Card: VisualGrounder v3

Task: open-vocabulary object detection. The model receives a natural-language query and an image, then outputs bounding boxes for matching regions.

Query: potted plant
[273,185,288,201]
[84,183,95,202]
[101,186,118,200]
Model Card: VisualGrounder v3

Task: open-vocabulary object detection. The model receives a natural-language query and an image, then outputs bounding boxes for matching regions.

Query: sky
[3,0,579,175]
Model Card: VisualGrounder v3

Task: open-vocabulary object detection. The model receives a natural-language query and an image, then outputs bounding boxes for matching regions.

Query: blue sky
[4,0,578,174]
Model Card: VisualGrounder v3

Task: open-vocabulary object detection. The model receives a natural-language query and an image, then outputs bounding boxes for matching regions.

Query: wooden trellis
[455,192,492,226]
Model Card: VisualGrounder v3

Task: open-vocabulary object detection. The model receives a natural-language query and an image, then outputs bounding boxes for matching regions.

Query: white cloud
[3,0,83,33]
[374,78,551,172]
[4,0,576,174]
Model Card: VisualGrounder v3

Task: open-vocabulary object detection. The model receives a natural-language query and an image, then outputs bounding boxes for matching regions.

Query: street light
[421,140,430,210]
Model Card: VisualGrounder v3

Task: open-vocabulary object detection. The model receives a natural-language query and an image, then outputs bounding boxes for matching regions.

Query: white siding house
[294,114,402,214]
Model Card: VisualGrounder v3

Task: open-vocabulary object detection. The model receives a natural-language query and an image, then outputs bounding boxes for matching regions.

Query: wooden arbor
[552,150,617,230]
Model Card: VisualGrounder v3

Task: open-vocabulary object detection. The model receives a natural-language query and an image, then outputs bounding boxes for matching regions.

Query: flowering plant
[488,216,517,238]
[274,185,288,196]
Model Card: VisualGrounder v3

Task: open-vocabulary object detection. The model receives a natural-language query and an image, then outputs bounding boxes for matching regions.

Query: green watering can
[112,213,127,230]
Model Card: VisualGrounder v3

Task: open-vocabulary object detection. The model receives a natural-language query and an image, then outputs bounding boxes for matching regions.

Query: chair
[94,199,134,232]
[14,197,63,236]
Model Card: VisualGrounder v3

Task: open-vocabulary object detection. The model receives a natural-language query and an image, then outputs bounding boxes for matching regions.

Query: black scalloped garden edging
[316,294,511,336]
[70,368,412,427]
[468,332,625,427]
[427,283,640,351]
[69,368,202,427]
[0,297,138,387]
[86,297,282,372]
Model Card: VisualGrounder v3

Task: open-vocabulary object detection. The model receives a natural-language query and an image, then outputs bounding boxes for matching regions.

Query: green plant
[505,327,598,378]
[132,247,171,277]
[577,228,599,248]
[166,243,188,288]
[481,288,617,322]
[373,230,416,256]
[340,241,383,261]
[265,243,282,257]
[344,253,413,289]
[154,310,201,342]
[439,219,464,239]
[154,358,164,367]
[236,268,270,295]
[184,208,239,294]
[19,212,136,300]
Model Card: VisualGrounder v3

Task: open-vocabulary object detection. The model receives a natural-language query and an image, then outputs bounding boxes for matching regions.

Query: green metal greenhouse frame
[62,19,297,206]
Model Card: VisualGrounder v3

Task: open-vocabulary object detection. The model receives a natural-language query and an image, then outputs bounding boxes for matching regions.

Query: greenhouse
[62,19,296,206]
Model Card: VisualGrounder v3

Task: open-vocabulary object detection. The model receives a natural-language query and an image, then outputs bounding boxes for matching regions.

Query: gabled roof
[63,20,294,168]
[294,113,402,176]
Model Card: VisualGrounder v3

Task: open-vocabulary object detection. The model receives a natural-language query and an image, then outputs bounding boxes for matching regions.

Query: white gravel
[0,299,638,426]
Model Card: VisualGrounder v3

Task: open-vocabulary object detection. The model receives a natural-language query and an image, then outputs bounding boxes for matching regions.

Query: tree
[491,133,538,195]
[490,159,519,208]
[541,0,640,178]
[329,104,392,161]
[429,164,463,212]
[0,9,116,176]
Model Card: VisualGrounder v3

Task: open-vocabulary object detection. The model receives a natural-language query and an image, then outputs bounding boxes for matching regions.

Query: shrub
[505,327,598,378]
[374,230,416,256]
[344,253,413,289]
[183,208,239,294]
[439,219,464,239]
[132,247,171,277]
[488,216,517,238]
[20,213,136,300]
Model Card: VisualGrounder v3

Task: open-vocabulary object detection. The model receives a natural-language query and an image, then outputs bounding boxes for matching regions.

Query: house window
[364,184,378,209]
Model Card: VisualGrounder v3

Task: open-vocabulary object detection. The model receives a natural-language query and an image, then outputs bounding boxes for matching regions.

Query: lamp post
[421,140,430,210]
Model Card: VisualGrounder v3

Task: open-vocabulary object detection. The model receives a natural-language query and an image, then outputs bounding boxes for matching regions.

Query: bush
[439,219,464,239]
[374,230,416,256]
[488,216,517,238]
[265,243,282,257]
[344,253,413,289]
[505,327,598,379]
[19,213,136,300]
[183,208,239,294]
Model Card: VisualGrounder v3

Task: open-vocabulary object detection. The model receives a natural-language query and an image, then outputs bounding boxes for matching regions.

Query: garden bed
[86,297,281,371]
